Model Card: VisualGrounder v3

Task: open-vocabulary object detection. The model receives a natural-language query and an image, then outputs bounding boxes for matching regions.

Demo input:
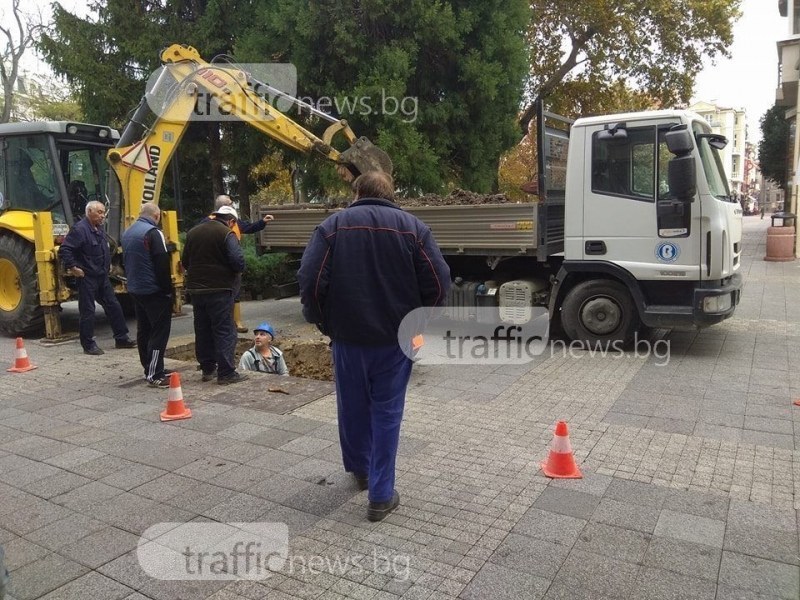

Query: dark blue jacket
[200,215,267,235]
[297,198,450,346]
[121,217,171,295]
[58,217,111,278]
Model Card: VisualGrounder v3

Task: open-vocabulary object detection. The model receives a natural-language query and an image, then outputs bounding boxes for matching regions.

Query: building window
[795,1,800,34]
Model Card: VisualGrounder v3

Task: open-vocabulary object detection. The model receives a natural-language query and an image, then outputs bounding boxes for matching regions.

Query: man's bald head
[214,195,233,210]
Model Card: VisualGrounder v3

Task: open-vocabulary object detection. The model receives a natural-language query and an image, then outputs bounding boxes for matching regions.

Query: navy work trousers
[131,293,173,381]
[332,341,413,503]
[77,275,129,350]
[191,291,237,378]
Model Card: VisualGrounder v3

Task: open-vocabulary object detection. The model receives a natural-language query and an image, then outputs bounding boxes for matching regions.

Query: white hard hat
[214,205,239,220]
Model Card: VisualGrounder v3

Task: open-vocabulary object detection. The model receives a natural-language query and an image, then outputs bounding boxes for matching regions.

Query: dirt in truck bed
[270,189,515,209]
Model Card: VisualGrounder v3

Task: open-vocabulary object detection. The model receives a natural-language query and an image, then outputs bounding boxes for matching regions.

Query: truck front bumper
[641,273,742,329]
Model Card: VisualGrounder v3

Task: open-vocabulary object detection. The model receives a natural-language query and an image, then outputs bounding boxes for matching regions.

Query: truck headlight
[703,294,732,313]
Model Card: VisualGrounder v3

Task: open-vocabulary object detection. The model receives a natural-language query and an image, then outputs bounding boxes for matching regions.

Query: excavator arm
[107,44,392,232]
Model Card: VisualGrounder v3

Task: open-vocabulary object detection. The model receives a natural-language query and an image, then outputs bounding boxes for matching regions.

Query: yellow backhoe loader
[0,44,390,339]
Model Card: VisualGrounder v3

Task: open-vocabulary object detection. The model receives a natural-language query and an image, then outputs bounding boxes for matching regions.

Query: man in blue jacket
[298,171,450,521]
[59,201,136,355]
[121,202,173,388]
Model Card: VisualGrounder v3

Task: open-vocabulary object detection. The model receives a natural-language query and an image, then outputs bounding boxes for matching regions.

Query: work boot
[352,473,368,491]
[83,346,104,356]
[217,372,249,385]
[115,338,137,349]
[201,369,217,382]
[367,490,400,522]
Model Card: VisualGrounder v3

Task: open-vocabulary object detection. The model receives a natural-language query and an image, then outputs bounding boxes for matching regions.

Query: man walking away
[182,205,248,385]
[121,202,174,388]
[59,201,137,355]
[298,171,450,521]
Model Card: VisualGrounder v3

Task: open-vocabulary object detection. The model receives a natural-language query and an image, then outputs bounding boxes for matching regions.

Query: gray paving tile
[715,584,790,600]
[248,427,303,448]
[653,509,725,548]
[245,448,306,472]
[643,537,721,581]
[488,532,570,579]
[281,480,360,517]
[2,536,50,570]
[51,481,124,512]
[512,507,586,546]
[282,457,342,483]
[592,497,660,533]
[98,462,168,491]
[23,514,107,551]
[8,553,89,600]
[718,551,800,600]
[89,492,195,536]
[0,462,62,486]
[57,526,140,569]
[542,581,617,600]
[38,570,133,600]
[137,578,229,600]
[246,473,317,503]
[460,562,549,600]
[96,550,153,591]
[663,488,729,521]
[727,500,798,532]
[739,430,794,450]
[547,472,612,497]
[551,549,640,598]
[724,522,800,566]
[531,487,600,520]
[202,492,276,522]
[0,499,74,536]
[18,471,92,500]
[630,566,716,600]
[573,521,649,563]
[604,478,669,509]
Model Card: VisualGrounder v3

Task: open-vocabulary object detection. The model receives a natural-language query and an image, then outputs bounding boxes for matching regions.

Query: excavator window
[5,135,64,222]
[61,147,106,220]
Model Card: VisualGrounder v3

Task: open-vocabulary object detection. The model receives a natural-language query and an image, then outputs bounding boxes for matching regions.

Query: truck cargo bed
[259,202,562,257]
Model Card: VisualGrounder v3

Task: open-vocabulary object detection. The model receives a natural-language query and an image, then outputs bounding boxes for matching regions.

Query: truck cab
[556,111,742,339]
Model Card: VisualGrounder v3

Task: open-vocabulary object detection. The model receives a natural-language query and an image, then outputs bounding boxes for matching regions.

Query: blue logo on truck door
[655,242,680,262]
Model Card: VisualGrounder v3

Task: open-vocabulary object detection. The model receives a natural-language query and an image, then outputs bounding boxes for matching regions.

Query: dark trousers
[131,293,173,381]
[77,275,129,349]
[332,341,412,503]
[192,291,237,378]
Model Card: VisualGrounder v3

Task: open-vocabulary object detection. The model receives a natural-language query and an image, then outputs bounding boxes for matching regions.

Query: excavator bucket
[339,137,394,177]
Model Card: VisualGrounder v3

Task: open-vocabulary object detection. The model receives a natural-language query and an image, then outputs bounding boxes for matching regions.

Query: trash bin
[765,212,796,262]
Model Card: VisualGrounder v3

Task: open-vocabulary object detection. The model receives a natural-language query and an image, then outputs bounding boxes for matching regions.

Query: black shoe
[353,473,368,491]
[201,369,217,382]
[83,346,104,356]
[367,490,400,522]
[148,378,170,389]
[115,339,137,349]
[217,372,248,385]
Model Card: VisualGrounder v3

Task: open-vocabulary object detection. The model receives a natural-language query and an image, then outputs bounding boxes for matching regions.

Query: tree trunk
[208,122,224,197]
[237,163,250,220]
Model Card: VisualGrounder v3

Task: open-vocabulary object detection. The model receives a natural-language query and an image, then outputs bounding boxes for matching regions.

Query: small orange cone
[541,421,582,479]
[160,373,191,422]
[7,337,37,373]
[793,398,800,407]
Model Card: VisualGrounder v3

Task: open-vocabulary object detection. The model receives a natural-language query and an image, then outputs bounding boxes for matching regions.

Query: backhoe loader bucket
[339,137,394,177]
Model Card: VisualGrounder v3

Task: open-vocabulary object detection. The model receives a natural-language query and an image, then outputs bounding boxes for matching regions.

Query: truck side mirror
[665,126,696,202]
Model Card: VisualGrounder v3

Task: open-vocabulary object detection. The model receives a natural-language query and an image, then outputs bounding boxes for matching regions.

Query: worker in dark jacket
[121,202,173,388]
[58,201,136,355]
[182,205,248,385]
[298,171,450,521]
[205,194,274,333]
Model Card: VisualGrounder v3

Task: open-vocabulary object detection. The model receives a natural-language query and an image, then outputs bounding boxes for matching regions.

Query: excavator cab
[0,122,119,336]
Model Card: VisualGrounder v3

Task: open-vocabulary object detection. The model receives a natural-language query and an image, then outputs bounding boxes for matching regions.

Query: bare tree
[0,0,45,123]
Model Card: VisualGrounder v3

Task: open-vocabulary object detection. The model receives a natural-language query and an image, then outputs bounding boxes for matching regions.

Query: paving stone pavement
[0,216,799,599]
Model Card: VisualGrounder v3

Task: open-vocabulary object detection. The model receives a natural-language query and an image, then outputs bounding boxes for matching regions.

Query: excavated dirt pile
[396,188,512,207]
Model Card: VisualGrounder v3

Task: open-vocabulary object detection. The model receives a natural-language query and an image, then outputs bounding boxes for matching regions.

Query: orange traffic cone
[160,373,191,422]
[541,421,582,479]
[794,398,800,407]
[7,337,37,373]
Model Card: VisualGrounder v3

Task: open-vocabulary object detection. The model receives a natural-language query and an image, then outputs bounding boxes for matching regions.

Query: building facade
[688,101,747,196]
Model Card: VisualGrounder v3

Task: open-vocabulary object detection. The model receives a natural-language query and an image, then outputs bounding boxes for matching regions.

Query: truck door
[581,121,701,280]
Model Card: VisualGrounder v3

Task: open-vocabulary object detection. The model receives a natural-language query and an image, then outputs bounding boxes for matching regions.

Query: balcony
[777,39,800,107]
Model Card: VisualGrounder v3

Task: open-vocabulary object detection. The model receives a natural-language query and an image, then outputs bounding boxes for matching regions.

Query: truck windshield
[692,121,731,201]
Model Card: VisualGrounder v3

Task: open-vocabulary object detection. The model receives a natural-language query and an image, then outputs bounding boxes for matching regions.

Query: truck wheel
[561,279,638,346]
[0,235,44,336]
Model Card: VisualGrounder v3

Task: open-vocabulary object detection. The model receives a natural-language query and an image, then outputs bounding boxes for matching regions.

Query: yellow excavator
[0,44,391,339]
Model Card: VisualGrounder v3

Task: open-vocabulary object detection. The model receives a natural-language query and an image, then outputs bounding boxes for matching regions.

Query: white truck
[258,103,743,345]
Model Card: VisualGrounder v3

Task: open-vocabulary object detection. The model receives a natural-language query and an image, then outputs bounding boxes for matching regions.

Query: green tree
[238,0,529,192]
[758,105,790,188]
[520,0,741,127]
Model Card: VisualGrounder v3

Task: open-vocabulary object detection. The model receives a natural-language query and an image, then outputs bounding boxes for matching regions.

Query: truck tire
[0,235,44,337]
[561,279,639,346]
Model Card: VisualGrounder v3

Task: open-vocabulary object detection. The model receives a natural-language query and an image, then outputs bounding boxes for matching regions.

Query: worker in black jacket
[182,205,248,385]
